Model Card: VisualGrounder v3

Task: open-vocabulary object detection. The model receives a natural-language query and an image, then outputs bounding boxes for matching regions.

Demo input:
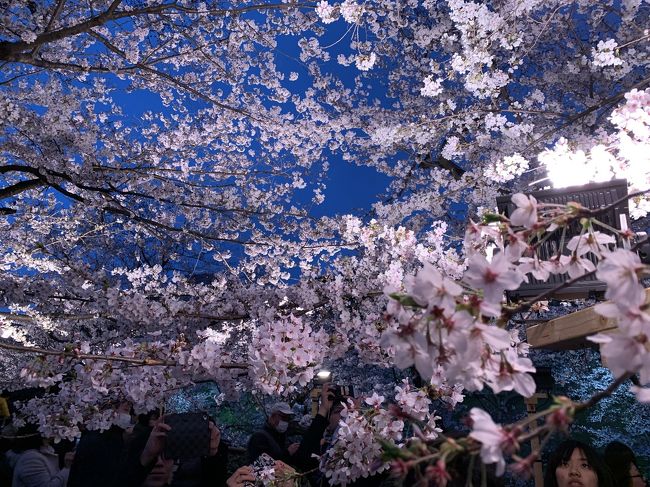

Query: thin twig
[574,372,633,411]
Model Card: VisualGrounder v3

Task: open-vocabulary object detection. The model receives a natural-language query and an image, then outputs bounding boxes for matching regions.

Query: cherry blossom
[566,231,616,258]
[0,0,649,482]
[463,253,524,305]
[509,194,538,229]
[404,262,462,313]
[469,408,509,476]
[596,249,648,303]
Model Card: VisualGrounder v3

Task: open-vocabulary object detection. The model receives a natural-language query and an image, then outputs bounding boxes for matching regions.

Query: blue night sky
[117,24,394,220]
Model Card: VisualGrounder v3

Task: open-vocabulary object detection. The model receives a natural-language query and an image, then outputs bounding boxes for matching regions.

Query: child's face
[555,448,598,487]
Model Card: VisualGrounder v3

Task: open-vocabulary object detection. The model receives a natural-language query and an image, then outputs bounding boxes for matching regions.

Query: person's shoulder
[248,430,269,443]
[14,450,47,469]
[312,414,329,427]
[16,450,44,461]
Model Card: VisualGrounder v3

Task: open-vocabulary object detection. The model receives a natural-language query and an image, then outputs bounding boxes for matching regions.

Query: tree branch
[574,372,634,412]
[0,341,248,369]
[86,30,255,119]
[0,178,44,200]
[526,75,650,151]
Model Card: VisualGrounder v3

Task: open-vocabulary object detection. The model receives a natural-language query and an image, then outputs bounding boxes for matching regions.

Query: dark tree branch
[0,178,44,200]
[0,2,304,61]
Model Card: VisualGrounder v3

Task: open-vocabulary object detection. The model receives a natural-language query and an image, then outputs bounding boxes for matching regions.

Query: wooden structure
[497,179,629,301]
[526,288,650,350]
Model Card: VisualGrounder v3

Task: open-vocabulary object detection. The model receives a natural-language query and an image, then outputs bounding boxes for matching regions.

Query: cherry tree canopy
[1,0,649,477]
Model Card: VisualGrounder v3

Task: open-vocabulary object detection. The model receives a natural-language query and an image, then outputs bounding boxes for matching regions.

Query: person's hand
[287,442,300,456]
[318,383,335,417]
[208,421,221,456]
[63,451,75,469]
[226,466,255,487]
[274,460,297,487]
[140,420,171,467]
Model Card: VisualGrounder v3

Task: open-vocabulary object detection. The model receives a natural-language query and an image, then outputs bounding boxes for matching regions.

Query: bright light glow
[539,138,616,189]
[317,370,332,381]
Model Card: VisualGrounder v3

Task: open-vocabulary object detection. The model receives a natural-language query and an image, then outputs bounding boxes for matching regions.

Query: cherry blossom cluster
[248,316,329,396]
[484,154,529,184]
[364,187,650,478]
[320,381,443,485]
[320,406,388,485]
[381,256,535,397]
[589,248,650,403]
[15,341,186,440]
[591,39,623,68]
[1,1,649,483]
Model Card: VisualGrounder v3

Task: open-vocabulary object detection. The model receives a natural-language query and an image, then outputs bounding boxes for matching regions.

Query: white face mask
[275,420,288,433]
[115,412,133,429]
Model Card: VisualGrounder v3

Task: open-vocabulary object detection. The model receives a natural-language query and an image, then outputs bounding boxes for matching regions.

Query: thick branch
[0,2,303,61]
[0,341,248,369]
[0,178,44,200]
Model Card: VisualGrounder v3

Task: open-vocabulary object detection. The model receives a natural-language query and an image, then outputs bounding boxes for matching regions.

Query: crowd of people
[0,384,647,487]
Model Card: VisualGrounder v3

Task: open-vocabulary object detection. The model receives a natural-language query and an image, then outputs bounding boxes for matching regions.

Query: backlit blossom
[596,249,647,303]
[404,262,462,313]
[587,333,646,378]
[509,193,538,229]
[559,253,596,280]
[469,408,508,476]
[567,231,615,257]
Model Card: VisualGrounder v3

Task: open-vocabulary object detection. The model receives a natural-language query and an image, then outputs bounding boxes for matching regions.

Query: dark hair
[604,441,638,487]
[544,439,614,487]
[137,409,160,426]
[11,423,43,452]
[447,454,504,487]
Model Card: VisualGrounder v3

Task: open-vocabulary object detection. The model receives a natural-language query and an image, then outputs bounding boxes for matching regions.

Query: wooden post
[525,393,548,487]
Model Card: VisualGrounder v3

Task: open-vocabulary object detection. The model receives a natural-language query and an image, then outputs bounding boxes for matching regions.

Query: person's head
[604,441,647,487]
[545,439,614,487]
[137,409,161,428]
[142,455,174,487]
[327,401,345,433]
[268,402,293,433]
[11,423,44,452]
